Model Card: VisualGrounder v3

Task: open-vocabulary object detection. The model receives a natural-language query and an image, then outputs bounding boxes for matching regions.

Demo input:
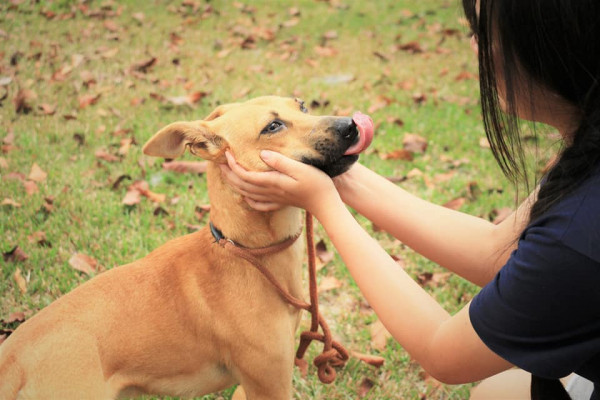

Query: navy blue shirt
[470,165,600,399]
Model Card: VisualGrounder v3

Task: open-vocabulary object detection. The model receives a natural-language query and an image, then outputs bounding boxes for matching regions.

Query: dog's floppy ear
[143,121,227,161]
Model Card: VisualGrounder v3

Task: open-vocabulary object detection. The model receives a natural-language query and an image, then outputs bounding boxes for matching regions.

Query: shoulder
[527,164,600,262]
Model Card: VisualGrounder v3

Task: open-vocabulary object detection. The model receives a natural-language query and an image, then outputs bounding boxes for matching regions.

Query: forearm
[313,196,451,367]
[337,165,522,286]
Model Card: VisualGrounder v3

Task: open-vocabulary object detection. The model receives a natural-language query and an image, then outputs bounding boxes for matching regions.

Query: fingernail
[260,150,272,160]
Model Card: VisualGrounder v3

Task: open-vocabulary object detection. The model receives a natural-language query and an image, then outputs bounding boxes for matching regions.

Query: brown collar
[209,221,301,256]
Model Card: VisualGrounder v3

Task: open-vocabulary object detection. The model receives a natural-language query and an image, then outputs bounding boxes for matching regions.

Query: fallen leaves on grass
[79,93,101,109]
[163,161,208,174]
[380,149,414,161]
[2,198,21,208]
[13,89,37,114]
[95,149,120,163]
[352,351,385,368]
[123,180,166,205]
[402,133,428,154]
[317,276,342,293]
[28,163,47,182]
[28,231,51,247]
[416,271,452,288]
[315,239,334,269]
[13,268,28,294]
[369,319,392,351]
[442,197,466,210]
[358,377,375,398]
[68,253,100,276]
[3,246,29,263]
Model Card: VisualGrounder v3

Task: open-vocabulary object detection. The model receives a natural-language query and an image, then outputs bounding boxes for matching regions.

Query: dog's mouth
[344,112,374,156]
[302,112,374,177]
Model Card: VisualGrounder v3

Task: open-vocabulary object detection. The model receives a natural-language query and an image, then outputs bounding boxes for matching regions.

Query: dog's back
[0,229,231,398]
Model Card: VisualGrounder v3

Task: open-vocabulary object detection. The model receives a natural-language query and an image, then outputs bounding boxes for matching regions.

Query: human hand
[220,150,340,215]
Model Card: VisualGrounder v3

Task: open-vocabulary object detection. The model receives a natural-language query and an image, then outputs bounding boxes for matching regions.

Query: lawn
[0,0,556,399]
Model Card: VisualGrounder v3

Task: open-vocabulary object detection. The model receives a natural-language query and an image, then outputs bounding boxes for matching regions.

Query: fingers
[225,151,293,189]
[260,150,303,180]
[221,151,286,211]
[244,197,284,212]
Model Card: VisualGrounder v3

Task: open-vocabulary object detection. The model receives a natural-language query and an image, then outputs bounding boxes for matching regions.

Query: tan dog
[0,96,373,399]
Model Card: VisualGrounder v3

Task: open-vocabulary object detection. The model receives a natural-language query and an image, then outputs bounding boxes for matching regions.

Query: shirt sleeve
[469,223,600,379]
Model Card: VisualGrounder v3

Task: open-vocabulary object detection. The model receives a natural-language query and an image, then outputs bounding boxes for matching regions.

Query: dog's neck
[206,163,303,248]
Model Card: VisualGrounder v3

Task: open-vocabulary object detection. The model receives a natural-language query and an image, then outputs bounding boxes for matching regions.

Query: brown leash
[211,212,349,383]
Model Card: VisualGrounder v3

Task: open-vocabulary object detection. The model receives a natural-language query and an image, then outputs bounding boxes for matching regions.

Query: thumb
[260,150,303,178]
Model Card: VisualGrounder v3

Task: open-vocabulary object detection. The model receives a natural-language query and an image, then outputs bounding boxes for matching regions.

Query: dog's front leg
[232,337,296,400]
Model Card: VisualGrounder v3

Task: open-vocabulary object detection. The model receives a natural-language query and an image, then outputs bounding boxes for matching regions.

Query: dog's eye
[261,120,285,135]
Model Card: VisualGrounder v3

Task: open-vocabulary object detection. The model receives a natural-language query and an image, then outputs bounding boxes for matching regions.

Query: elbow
[423,362,473,385]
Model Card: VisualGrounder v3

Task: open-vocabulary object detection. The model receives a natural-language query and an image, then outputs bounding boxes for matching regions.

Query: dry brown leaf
[295,357,309,378]
[403,133,428,154]
[131,57,157,73]
[51,65,72,82]
[103,20,119,32]
[391,253,406,269]
[79,93,101,109]
[0,157,8,169]
[417,271,452,288]
[443,197,466,210]
[351,351,385,368]
[13,89,37,114]
[433,170,456,183]
[122,188,141,206]
[28,163,47,182]
[5,311,26,323]
[455,70,477,81]
[406,168,423,179]
[195,204,211,221]
[358,377,375,398]
[39,103,57,115]
[233,87,251,100]
[69,253,98,275]
[126,180,166,204]
[314,46,338,57]
[367,95,393,114]
[13,268,27,294]
[28,231,50,247]
[282,17,300,28]
[80,70,97,87]
[163,161,208,174]
[380,149,414,161]
[369,319,392,351]
[23,180,38,195]
[95,149,120,163]
[3,246,29,263]
[315,239,334,264]
[2,198,21,207]
[118,138,133,156]
[317,276,342,293]
[398,41,424,53]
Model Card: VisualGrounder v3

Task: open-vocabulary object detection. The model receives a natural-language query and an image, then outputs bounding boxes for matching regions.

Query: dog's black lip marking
[301,154,359,177]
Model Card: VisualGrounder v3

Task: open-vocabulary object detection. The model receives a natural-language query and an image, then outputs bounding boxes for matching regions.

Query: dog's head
[143,96,373,177]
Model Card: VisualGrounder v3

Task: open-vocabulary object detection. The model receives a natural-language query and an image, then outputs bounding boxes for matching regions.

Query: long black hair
[462,0,600,223]
[462,0,600,398]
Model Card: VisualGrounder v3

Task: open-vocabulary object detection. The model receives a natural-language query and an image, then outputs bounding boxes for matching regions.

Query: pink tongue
[344,112,374,155]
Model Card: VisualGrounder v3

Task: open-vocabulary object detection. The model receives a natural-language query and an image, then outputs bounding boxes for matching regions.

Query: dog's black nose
[332,117,358,144]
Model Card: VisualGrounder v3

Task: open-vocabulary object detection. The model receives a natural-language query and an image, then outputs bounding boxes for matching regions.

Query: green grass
[0,1,557,399]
